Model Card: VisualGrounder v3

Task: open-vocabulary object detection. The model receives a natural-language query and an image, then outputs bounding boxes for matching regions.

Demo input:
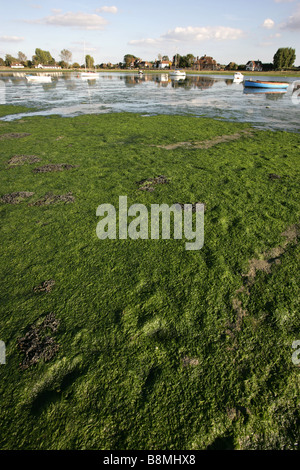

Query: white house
[35,64,61,69]
[158,60,170,69]
[11,64,24,69]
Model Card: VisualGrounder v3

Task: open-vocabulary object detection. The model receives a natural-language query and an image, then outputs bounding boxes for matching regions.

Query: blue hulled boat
[244,80,289,89]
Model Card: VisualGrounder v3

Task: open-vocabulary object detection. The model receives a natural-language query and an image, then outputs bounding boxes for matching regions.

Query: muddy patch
[29,192,75,206]
[0,133,31,141]
[137,175,169,192]
[33,279,55,294]
[7,155,41,166]
[156,129,253,151]
[33,164,78,173]
[227,222,299,340]
[182,356,200,367]
[17,313,60,370]
[1,191,34,204]
[268,173,282,180]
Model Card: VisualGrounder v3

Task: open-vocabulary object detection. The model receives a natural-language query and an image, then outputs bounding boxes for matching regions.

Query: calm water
[0,72,299,131]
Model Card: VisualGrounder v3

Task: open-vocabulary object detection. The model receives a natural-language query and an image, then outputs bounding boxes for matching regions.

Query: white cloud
[129,25,245,47]
[274,0,295,3]
[281,4,300,30]
[25,11,108,30]
[0,36,24,42]
[263,18,275,29]
[96,6,118,14]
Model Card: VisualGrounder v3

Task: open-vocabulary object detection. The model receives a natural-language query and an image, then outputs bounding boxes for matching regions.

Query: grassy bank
[0,107,299,450]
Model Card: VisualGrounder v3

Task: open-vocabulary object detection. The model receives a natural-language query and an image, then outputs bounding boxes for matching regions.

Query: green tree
[273,48,296,70]
[17,51,27,63]
[33,48,55,65]
[124,54,137,68]
[186,54,195,67]
[5,54,17,66]
[173,54,181,67]
[58,60,68,69]
[227,62,238,70]
[0,58,5,66]
[162,55,169,61]
[85,55,94,69]
[60,49,72,66]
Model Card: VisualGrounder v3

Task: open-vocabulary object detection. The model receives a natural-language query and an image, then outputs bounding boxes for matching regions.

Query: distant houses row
[8,58,263,72]
[124,57,263,71]
[10,63,62,69]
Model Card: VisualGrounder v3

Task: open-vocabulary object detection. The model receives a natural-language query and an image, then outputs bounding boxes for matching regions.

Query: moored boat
[244,80,289,89]
[169,70,186,78]
[233,72,244,83]
[26,74,52,83]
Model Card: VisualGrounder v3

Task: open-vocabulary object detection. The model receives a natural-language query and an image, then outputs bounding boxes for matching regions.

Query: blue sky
[0,0,299,65]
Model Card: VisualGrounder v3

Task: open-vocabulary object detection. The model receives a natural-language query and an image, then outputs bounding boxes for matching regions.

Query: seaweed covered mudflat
[0,107,299,450]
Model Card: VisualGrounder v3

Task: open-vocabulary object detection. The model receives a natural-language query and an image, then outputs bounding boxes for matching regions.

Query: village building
[193,55,219,71]
[35,64,61,69]
[245,60,263,72]
[157,60,171,69]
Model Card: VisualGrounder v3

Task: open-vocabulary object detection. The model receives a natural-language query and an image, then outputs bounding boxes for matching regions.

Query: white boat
[79,71,99,80]
[26,74,52,83]
[79,41,99,80]
[233,72,244,83]
[169,70,186,79]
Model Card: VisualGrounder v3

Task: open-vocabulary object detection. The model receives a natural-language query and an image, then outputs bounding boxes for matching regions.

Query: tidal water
[0,72,299,131]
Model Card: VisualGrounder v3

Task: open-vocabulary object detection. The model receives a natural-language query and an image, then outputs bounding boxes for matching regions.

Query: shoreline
[1,67,300,78]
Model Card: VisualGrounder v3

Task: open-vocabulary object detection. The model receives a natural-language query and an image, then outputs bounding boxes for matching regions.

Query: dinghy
[244,80,289,89]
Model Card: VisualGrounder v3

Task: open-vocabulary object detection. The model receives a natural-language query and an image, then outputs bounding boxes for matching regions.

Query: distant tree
[162,55,169,61]
[273,47,296,70]
[262,63,274,72]
[0,57,5,66]
[173,54,181,67]
[124,54,137,67]
[60,49,72,66]
[5,54,17,66]
[226,62,238,70]
[237,64,246,71]
[179,56,189,68]
[186,54,195,67]
[72,62,80,69]
[85,55,94,69]
[33,48,55,65]
[17,51,27,63]
[58,60,68,69]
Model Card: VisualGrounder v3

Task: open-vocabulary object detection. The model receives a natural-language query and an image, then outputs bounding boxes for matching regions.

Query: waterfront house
[158,60,171,69]
[245,61,263,72]
[193,55,219,71]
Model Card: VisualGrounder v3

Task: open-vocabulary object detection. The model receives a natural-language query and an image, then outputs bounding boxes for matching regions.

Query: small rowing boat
[233,72,244,83]
[26,75,52,83]
[169,70,186,78]
[244,80,289,89]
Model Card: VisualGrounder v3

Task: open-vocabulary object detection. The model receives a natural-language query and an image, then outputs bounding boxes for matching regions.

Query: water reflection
[0,72,297,131]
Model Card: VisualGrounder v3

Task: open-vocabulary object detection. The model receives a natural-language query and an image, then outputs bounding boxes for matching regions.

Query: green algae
[0,109,299,450]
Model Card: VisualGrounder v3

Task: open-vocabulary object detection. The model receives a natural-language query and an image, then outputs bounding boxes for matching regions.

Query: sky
[0,0,299,65]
